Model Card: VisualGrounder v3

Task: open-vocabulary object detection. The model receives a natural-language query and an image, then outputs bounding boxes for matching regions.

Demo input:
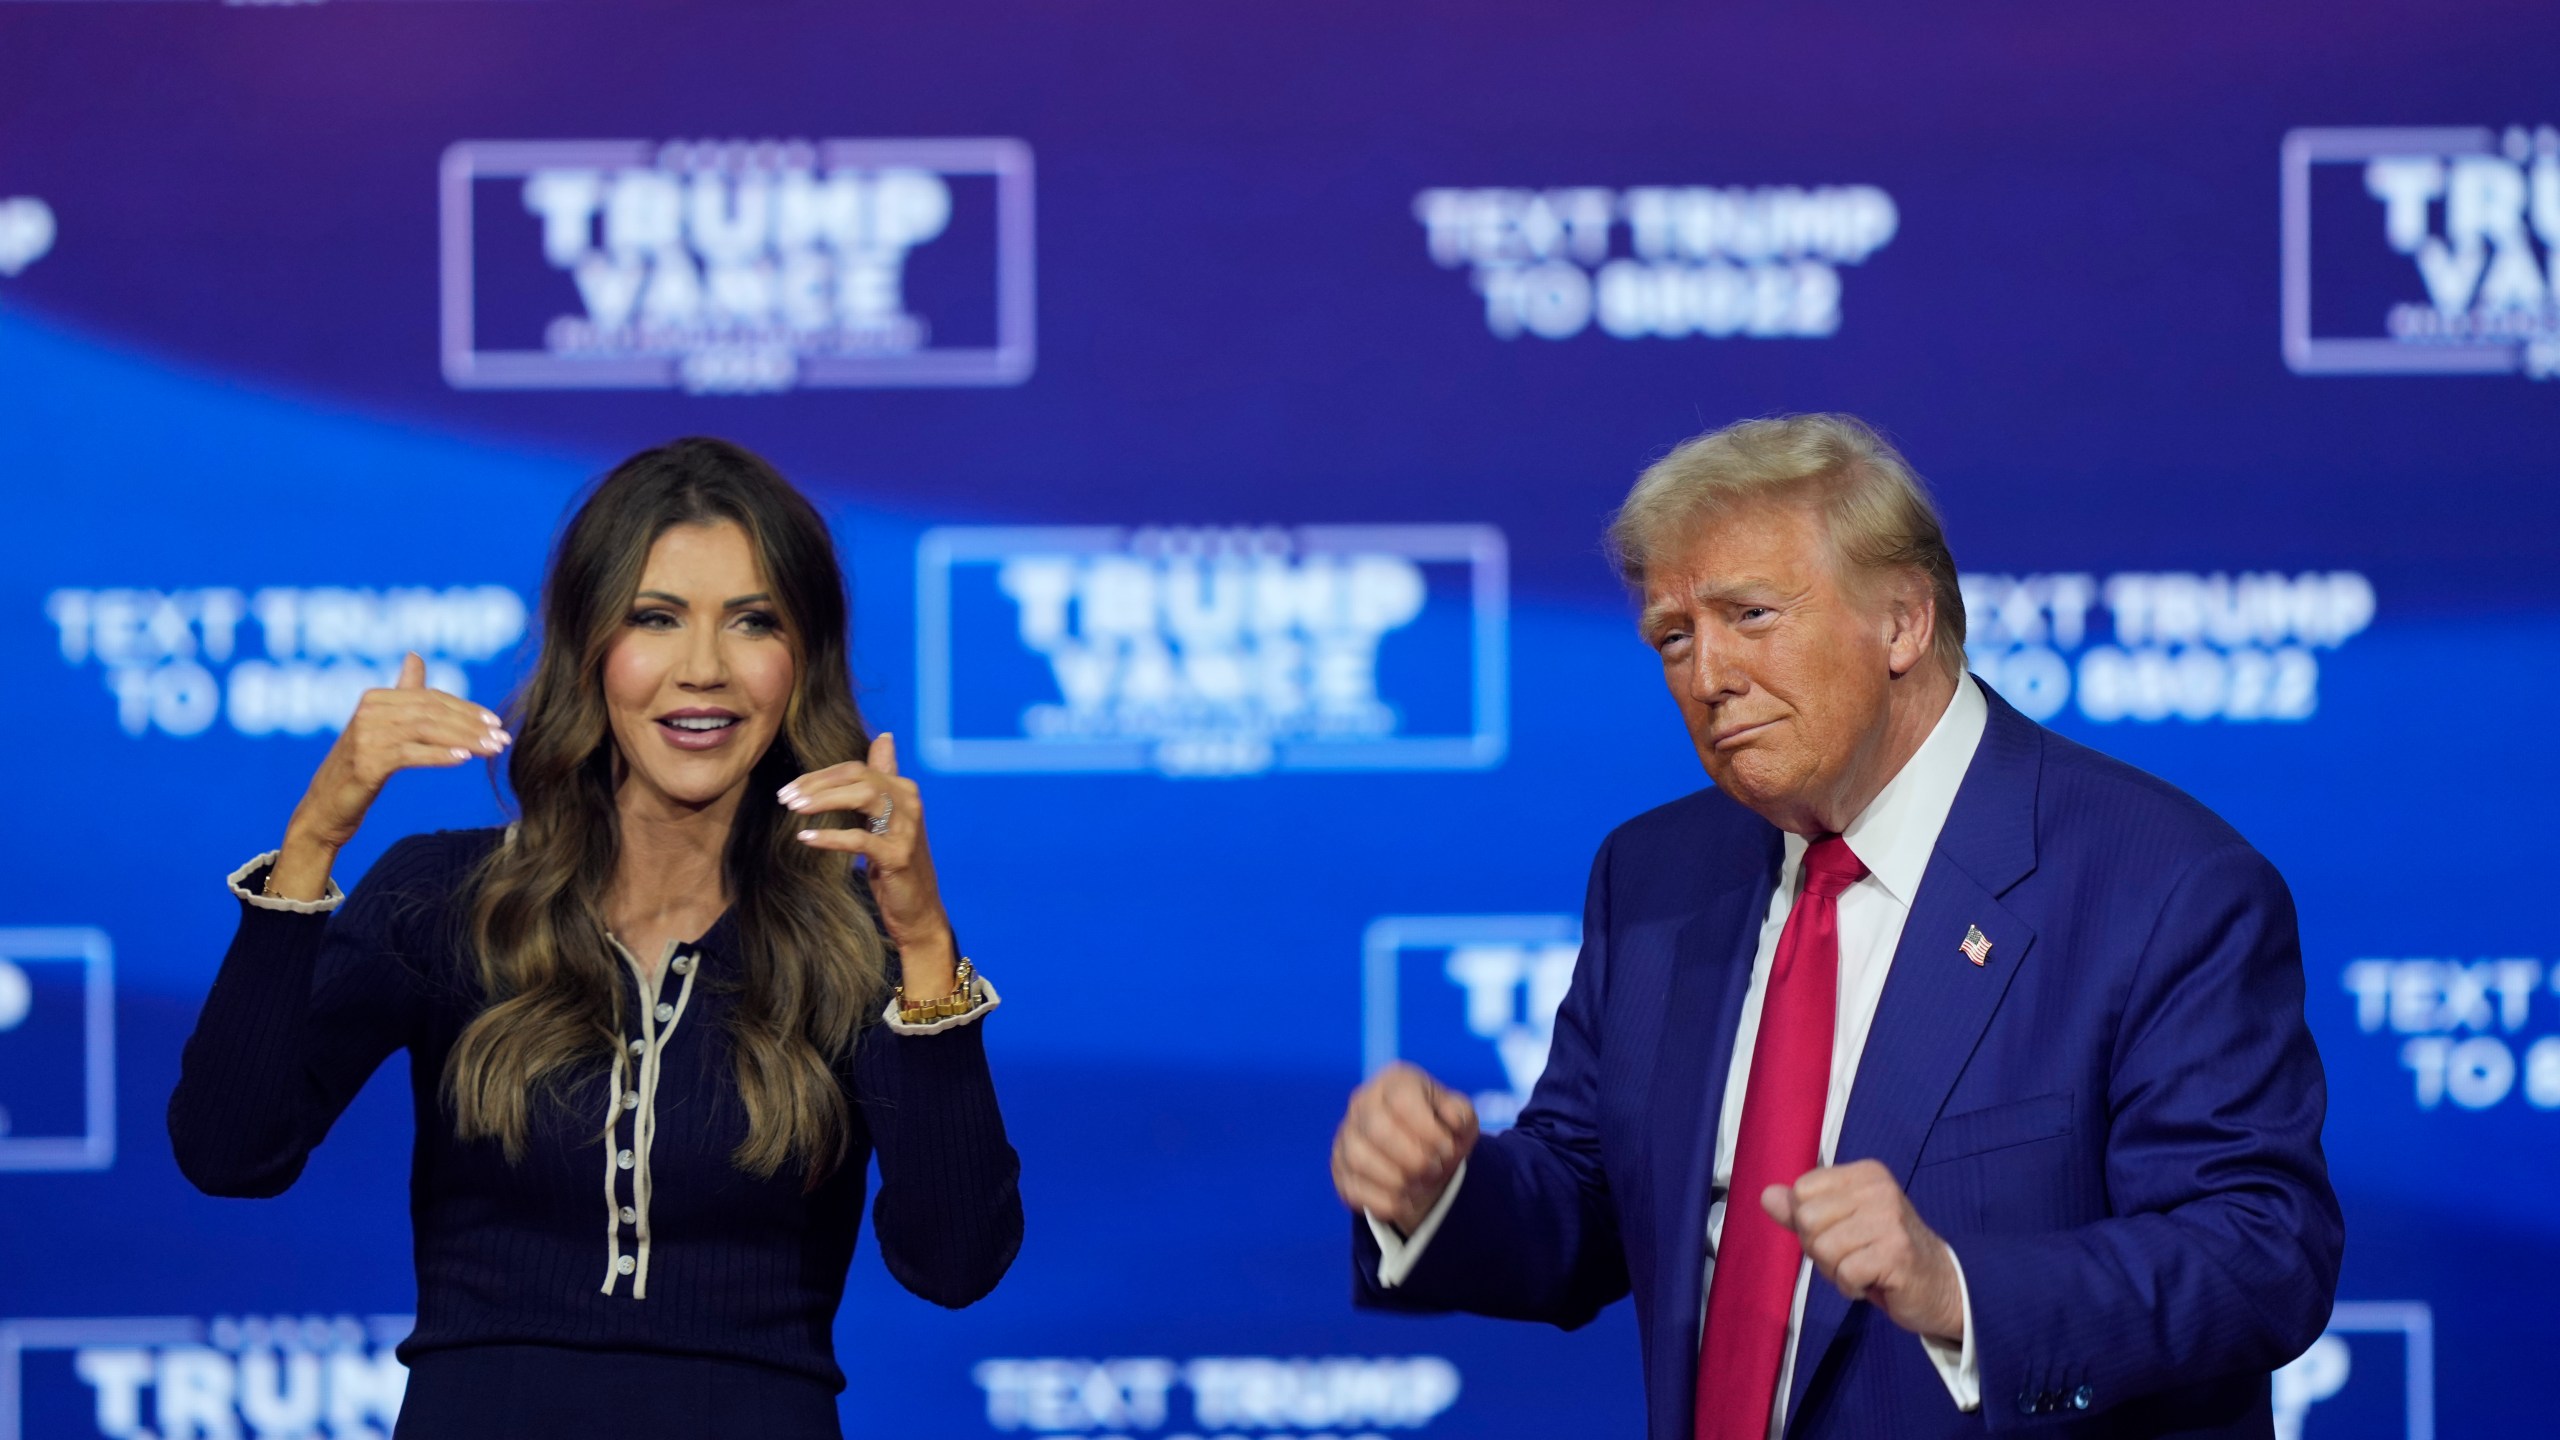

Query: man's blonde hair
[1605,413,1967,675]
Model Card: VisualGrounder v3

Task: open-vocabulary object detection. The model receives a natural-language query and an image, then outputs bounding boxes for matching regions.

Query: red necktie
[1694,835,1867,1440]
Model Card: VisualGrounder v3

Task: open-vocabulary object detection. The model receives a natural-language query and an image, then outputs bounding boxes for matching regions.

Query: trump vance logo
[1363,915,1581,1133]
[2269,1303,2434,1440]
[0,1314,410,1440]
[441,138,1033,393]
[917,526,1507,778]
[0,928,113,1174]
[2283,125,2560,379]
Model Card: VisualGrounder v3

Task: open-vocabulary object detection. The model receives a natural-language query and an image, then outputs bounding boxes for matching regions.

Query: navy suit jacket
[1355,686,2343,1438]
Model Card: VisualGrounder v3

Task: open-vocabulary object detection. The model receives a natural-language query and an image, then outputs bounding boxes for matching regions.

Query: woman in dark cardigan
[169,439,1021,1438]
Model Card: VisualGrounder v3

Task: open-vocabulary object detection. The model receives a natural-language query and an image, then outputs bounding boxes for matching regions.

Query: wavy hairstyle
[1606,413,1968,677]
[445,438,888,1184]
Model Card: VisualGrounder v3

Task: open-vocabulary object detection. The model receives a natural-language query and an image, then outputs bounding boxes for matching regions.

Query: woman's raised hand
[268,654,510,900]
[779,733,960,1000]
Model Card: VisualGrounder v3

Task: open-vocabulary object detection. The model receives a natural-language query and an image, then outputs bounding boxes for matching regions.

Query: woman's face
[601,519,797,815]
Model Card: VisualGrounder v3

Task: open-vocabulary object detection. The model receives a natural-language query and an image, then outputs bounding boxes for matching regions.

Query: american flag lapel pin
[1960,925,1992,967]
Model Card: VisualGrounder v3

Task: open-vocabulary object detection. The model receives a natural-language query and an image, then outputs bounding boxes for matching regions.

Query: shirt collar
[1780,673,1990,909]
[602,910,738,975]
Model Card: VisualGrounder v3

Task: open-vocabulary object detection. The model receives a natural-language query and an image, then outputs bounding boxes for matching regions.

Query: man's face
[1639,500,1903,834]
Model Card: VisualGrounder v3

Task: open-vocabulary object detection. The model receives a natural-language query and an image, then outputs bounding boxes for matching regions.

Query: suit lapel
[1783,687,2046,1431]
[1649,820,1782,1412]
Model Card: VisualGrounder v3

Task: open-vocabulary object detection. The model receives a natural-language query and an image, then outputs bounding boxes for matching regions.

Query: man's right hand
[1331,1061,1480,1233]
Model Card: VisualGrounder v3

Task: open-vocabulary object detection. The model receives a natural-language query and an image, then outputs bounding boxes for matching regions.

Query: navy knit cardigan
[167,828,1022,1391]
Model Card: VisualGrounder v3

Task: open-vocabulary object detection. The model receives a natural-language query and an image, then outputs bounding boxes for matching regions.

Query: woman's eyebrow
[631,590,773,608]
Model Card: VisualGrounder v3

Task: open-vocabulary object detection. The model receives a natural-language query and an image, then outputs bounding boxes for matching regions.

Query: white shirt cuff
[228,851,346,914]
[880,973,1001,1035]
[1919,1246,1980,1411]
[1364,1157,1467,1288]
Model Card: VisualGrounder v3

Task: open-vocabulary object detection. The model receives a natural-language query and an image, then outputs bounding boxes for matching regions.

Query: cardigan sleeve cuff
[881,973,1000,1035]
[228,852,346,915]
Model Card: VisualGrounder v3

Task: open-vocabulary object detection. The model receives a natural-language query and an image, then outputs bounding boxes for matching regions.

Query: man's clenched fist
[1761,1159,1966,1344]
[1332,1062,1479,1232]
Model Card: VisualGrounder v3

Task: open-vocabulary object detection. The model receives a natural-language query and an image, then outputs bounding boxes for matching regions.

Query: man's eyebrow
[1643,577,1775,614]
[1688,576,1784,603]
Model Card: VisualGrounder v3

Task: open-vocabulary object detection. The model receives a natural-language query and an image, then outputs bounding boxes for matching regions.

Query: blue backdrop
[1,4,2551,1437]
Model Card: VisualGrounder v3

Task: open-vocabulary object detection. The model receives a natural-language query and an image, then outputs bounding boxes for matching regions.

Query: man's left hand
[1761,1159,1964,1344]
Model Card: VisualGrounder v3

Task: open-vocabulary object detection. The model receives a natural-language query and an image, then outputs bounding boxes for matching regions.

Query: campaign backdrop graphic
[441,137,1035,393]
[918,525,1506,777]
[0,4,2551,1437]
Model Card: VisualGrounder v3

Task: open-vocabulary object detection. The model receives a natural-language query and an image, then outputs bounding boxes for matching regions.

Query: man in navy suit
[1331,415,2342,1438]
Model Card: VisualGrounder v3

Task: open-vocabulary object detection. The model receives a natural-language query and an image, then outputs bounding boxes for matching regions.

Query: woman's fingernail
[796,830,819,842]
[785,797,808,811]
[481,712,502,727]
[451,748,473,760]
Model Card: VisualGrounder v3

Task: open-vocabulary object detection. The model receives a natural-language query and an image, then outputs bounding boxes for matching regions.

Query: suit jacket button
[2071,1385,2093,1410]
[2018,1392,2038,1415]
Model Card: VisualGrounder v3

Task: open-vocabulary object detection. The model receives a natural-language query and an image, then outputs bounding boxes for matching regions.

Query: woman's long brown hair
[443,438,888,1184]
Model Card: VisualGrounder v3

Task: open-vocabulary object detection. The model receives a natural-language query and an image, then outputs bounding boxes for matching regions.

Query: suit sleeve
[1353,834,1631,1329]
[1956,843,2344,1427]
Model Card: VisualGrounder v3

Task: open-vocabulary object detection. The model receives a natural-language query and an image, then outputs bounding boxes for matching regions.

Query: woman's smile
[656,706,746,751]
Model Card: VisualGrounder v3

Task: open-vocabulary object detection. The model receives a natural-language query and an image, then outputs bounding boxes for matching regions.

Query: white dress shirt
[1373,675,1990,1433]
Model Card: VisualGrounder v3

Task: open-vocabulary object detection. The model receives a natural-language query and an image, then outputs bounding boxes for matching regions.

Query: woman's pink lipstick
[655,707,744,751]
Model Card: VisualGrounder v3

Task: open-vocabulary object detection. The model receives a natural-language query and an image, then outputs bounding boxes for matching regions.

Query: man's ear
[1882,571,1936,679]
